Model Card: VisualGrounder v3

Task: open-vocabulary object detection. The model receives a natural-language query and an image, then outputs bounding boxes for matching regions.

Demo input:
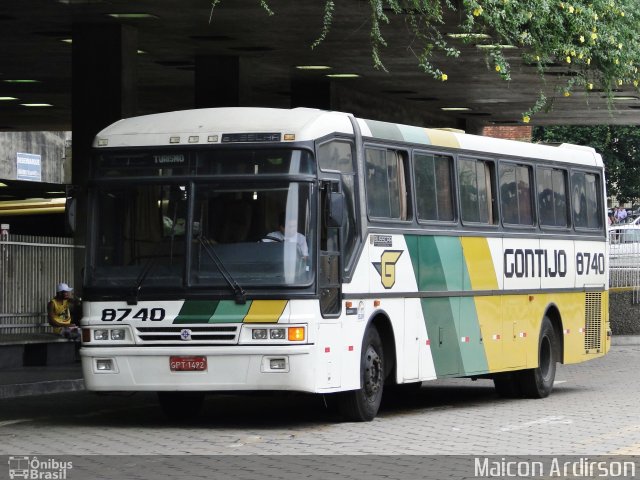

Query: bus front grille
[135,325,239,345]
[584,293,602,352]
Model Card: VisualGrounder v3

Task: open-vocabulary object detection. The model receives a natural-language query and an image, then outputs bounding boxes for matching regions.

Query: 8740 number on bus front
[101,308,166,322]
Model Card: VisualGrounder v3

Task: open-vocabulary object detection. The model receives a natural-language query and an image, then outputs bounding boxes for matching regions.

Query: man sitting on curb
[47,282,80,340]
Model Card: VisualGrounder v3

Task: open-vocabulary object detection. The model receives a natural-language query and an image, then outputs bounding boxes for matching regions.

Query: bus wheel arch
[544,304,564,364]
[518,315,558,398]
[337,313,396,421]
[370,312,396,382]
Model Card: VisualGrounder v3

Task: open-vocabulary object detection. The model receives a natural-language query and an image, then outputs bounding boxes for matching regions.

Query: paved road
[1,346,639,478]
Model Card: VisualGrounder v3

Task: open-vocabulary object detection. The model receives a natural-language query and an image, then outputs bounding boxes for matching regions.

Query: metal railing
[0,235,80,335]
[609,229,640,304]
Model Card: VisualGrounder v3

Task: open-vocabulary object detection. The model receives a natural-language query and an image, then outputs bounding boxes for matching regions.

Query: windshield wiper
[128,254,158,305]
[198,237,246,304]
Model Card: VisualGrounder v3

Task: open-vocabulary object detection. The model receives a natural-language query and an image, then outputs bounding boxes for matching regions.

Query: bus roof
[95,107,353,148]
[95,107,602,167]
[356,118,602,167]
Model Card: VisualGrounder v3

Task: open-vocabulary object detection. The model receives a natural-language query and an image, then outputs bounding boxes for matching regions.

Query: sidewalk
[0,363,84,399]
[0,336,638,400]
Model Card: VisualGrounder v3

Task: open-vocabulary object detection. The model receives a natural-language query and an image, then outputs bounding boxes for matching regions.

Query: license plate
[169,356,207,372]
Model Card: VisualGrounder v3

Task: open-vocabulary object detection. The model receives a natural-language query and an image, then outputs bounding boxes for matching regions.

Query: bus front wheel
[518,316,558,398]
[338,326,384,422]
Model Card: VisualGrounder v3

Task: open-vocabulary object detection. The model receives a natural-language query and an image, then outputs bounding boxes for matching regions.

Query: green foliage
[463,0,640,120]
[211,0,640,120]
[533,125,640,204]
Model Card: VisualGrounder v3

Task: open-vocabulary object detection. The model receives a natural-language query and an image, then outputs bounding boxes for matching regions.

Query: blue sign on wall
[16,152,42,181]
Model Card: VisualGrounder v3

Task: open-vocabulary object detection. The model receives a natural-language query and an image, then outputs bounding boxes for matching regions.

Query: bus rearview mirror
[327,191,345,228]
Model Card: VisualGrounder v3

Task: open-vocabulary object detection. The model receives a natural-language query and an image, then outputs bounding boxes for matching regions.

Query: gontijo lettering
[504,249,567,278]
[504,249,605,278]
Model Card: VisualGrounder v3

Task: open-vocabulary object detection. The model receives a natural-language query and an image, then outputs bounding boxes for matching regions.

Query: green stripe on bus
[406,235,462,376]
[210,300,251,323]
[406,235,489,376]
[364,119,404,142]
[459,297,489,374]
[397,124,431,145]
[434,236,465,291]
[422,297,462,376]
[174,300,219,324]
[406,235,447,291]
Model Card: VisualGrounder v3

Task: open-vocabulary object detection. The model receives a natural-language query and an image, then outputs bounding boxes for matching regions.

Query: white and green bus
[80,107,609,421]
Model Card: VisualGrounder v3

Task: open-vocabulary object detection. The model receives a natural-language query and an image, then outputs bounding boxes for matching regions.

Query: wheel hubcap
[363,345,382,397]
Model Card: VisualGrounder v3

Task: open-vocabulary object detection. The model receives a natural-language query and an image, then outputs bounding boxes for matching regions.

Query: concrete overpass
[1,0,640,204]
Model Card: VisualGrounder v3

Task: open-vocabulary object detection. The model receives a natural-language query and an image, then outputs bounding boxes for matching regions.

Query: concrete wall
[0,131,71,184]
[610,290,640,335]
[333,84,459,129]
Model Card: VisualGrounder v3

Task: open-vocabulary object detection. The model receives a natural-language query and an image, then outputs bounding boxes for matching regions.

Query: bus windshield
[88,156,316,291]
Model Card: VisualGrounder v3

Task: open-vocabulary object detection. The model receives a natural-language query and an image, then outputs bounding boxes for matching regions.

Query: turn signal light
[288,327,305,342]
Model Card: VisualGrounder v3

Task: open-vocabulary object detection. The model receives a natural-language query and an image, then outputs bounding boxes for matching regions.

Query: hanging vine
[210,0,640,121]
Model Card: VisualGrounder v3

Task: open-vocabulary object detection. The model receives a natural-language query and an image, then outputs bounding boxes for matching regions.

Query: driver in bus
[261,212,309,260]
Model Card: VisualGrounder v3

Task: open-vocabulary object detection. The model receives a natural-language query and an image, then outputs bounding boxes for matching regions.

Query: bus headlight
[252,329,268,340]
[88,327,131,343]
[110,329,126,340]
[94,329,109,340]
[270,328,286,340]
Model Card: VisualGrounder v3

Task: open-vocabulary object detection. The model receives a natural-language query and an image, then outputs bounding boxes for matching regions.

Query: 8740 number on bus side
[576,252,605,275]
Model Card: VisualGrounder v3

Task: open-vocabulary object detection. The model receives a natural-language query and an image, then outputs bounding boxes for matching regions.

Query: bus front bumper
[80,345,316,392]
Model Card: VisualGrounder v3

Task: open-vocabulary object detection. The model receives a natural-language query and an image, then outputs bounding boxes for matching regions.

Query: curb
[611,335,640,346]
[0,379,85,400]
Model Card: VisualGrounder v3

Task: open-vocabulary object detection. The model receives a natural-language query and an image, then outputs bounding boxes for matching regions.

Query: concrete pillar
[194,55,251,108]
[456,118,487,135]
[290,79,332,110]
[71,23,138,293]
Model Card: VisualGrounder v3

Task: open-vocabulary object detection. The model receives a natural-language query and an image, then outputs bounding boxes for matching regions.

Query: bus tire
[157,391,205,420]
[493,373,522,398]
[518,316,557,398]
[338,326,384,422]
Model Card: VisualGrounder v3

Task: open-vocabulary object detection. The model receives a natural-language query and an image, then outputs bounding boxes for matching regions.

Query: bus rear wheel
[518,316,557,398]
[493,372,522,398]
[338,326,384,422]
[157,391,205,420]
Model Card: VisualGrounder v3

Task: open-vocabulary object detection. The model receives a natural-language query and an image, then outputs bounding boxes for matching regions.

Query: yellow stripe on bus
[425,129,460,149]
[243,300,288,323]
[460,237,498,290]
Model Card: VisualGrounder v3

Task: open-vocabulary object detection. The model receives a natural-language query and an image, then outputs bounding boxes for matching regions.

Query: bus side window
[499,162,534,226]
[413,152,455,222]
[571,171,603,230]
[459,157,497,225]
[365,147,410,221]
[537,167,568,228]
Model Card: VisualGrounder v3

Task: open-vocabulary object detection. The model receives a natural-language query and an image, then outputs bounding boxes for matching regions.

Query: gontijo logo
[8,456,73,479]
[372,250,403,289]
